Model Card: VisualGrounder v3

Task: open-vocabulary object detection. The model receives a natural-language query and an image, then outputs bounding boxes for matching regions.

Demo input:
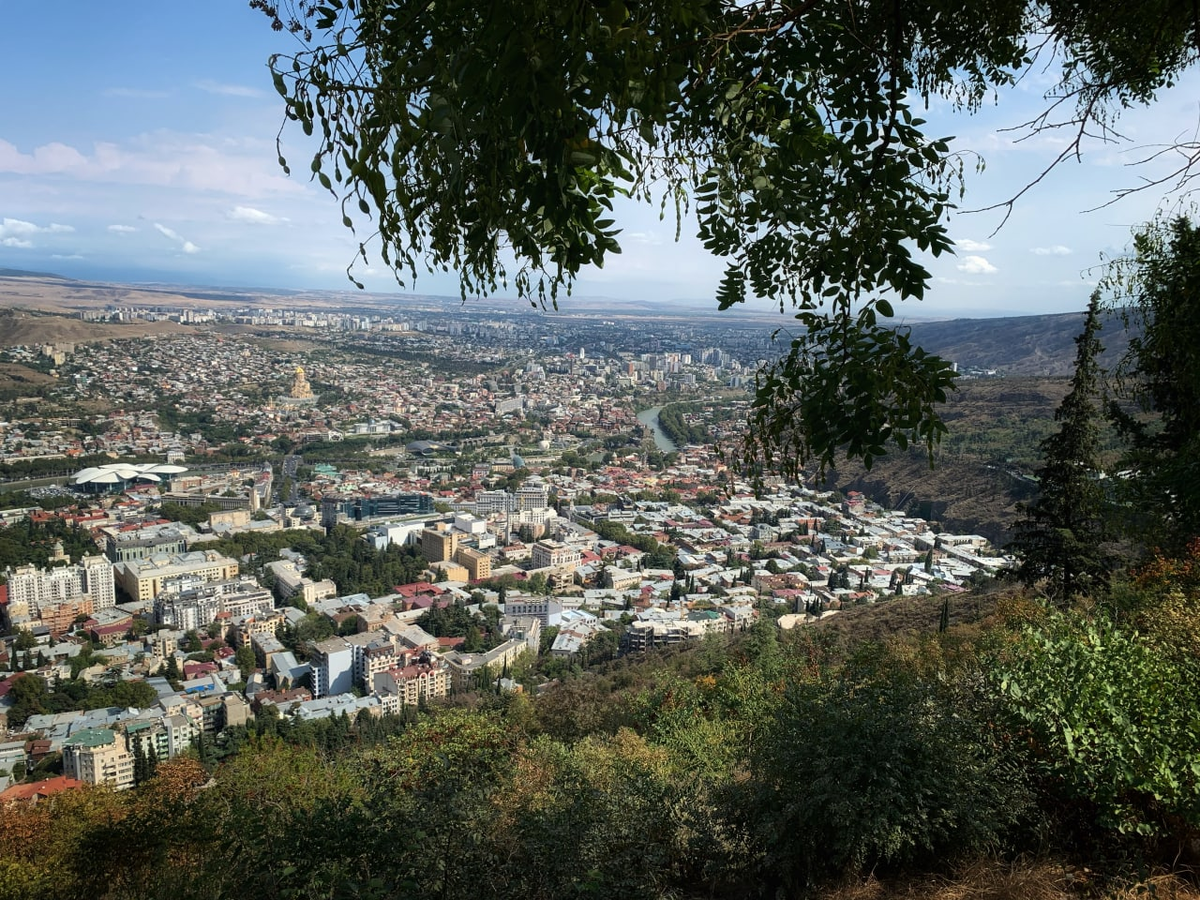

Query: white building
[309,638,356,698]
[5,555,116,617]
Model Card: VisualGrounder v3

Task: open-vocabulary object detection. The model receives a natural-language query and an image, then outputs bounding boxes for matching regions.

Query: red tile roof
[0,775,86,804]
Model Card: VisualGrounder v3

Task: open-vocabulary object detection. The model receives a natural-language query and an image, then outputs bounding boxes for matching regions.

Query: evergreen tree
[1010,292,1110,603]
[132,739,150,786]
[1107,217,1200,553]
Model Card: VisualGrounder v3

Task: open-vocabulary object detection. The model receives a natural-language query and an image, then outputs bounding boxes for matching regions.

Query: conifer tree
[1010,292,1110,603]
[1107,216,1200,553]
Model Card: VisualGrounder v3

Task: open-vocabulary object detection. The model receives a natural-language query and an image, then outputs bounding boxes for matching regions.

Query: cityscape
[0,294,1009,796]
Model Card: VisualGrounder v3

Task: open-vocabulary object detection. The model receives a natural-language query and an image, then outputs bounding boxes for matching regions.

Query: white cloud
[0,134,301,199]
[107,224,138,234]
[957,255,998,275]
[229,205,285,225]
[625,231,665,246]
[0,217,74,248]
[1031,245,1073,256]
[194,79,263,98]
[0,218,39,237]
[956,238,992,252]
[154,222,201,254]
[51,254,84,260]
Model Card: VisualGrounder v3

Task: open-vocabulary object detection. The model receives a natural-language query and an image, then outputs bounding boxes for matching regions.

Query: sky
[2,2,1199,318]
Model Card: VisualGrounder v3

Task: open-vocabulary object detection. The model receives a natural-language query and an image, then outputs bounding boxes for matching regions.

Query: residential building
[455,546,491,581]
[5,555,116,618]
[114,551,239,603]
[515,482,549,511]
[62,728,135,790]
[442,639,527,692]
[309,637,355,698]
[265,559,337,606]
[421,526,458,563]
[372,661,450,711]
[503,596,563,627]
[530,539,581,571]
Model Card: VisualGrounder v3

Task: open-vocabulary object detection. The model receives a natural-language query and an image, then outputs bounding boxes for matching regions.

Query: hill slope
[822,378,1078,544]
[0,309,188,347]
[908,310,1130,376]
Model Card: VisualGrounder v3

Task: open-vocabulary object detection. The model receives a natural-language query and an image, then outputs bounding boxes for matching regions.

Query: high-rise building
[62,728,134,790]
[5,555,116,618]
[309,638,355,698]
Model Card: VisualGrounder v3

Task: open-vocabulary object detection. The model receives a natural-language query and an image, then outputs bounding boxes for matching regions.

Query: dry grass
[0,308,188,347]
[816,858,1200,900]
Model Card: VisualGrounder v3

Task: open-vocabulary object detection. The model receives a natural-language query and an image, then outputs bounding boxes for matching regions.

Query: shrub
[992,611,1200,839]
[746,661,1031,890]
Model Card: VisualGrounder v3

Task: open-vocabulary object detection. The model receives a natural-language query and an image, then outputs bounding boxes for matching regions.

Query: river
[636,406,676,452]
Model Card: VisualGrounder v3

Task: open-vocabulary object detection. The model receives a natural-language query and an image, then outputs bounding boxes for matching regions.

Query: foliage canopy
[1107,216,1200,553]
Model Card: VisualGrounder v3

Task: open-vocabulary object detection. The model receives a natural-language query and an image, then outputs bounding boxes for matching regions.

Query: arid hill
[0,308,188,348]
[908,310,1131,376]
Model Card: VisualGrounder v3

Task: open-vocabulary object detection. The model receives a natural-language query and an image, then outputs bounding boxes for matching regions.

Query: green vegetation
[1107,217,1200,553]
[587,517,676,568]
[1010,294,1111,602]
[0,517,98,574]
[5,584,1200,896]
[159,502,223,527]
[0,452,149,482]
[204,525,428,595]
[4,672,158,731]
[258,0,1200,474]
[417,601,506,652]
[655,403,710,447]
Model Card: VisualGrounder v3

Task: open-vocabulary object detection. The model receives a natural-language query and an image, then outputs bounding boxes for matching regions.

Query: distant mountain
[0,267,71,280]
[907,310,1131,376]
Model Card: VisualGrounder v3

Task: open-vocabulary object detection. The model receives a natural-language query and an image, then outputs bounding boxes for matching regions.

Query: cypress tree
[1010,292,1110,604]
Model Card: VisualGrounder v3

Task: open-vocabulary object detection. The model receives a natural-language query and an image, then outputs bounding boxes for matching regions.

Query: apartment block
[420,527,459,563]
[309,637,355,698]
[5,555,116,617]
[455,546,491,581]
[62,728,134,790]
[115,551,239,602]
[530,540,581,571]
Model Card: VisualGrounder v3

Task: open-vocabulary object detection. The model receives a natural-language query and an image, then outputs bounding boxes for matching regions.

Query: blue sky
[2,3,1198,318]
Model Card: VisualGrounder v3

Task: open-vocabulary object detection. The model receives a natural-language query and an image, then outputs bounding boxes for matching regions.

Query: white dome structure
[71,462,188,492]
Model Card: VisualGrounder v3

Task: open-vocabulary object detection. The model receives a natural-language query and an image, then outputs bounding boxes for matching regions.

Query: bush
[746,660,1031,890]
[991,611,1200,839]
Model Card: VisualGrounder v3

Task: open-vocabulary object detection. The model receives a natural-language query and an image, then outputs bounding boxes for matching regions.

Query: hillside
[821,377,1081,544]
[0,308,188,347]
[908,310,1131,376]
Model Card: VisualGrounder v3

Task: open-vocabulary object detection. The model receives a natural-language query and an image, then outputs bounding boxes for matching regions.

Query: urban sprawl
[0,300,1007,797]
